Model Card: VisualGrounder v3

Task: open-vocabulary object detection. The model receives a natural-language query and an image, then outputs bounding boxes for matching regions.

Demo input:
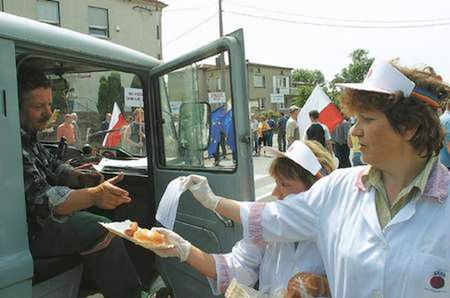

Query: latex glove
[92,173,132,209]
[180,175,221,211]
[150,228,191,262]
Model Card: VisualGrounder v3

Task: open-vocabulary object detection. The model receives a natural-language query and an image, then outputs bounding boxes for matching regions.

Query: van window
[23,58,147,157]
[158,51,237,170]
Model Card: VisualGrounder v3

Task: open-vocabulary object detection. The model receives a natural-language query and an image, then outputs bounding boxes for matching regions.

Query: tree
[327,49,374,104]
[291,68,325,108]
[292,69,325,85]
[97,72,123,116]
[331,49,374,86]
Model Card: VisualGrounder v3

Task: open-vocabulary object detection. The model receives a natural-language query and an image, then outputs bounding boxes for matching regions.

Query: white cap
[262,141,322,176]
[336,59,415,97]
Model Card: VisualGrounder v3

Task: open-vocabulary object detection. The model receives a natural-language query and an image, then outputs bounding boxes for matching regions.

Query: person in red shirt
[56,114,76,144]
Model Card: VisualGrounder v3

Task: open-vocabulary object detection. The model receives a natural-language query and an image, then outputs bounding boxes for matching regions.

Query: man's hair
[309,110,320,119]
[18,67,51,106]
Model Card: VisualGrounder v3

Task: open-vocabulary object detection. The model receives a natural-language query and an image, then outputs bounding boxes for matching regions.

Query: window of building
[216,77,222,91]
[274,76,288,88]
[254,74,265,88]
[36,0,60,26]
[1,0,4,12]
[156,25,160,40]
[88,6,109,38]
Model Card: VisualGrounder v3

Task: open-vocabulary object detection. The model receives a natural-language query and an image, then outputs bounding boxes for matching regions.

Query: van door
[148,29,254,297]
[0,39,33,297]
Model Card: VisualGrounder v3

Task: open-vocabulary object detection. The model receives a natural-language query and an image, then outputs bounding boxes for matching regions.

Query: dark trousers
[214,131,227,162]
[265,131,273,147]
[277,130,286,152]
[333,143,351,168]
[30,211,141,298]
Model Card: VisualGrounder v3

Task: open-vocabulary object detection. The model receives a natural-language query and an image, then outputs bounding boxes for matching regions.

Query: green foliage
[327,49,374,105]
[292,68,325,85]
[291,68,326,108]
[51,90,68,114]
[331,49,374,86]
[97,72,123,116]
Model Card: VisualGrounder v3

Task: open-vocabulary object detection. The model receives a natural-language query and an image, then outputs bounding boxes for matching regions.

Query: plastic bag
[284,272,331,298]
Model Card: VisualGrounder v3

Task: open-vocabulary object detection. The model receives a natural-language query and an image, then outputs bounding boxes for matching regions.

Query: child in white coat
[149,140,335,297]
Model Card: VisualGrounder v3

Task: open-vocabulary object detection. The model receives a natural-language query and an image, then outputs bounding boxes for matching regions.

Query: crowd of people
[250,103,369,170]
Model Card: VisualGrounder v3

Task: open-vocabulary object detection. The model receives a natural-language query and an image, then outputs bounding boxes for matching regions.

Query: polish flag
[297,85,344,140]
[102,102,128,147]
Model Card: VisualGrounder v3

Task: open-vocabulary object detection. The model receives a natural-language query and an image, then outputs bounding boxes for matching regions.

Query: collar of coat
[355,160,449,203]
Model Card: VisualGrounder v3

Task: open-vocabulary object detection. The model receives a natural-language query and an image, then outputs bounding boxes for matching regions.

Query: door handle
[214,211,233,228]
[240,134,250,144]
[1,90,6,117]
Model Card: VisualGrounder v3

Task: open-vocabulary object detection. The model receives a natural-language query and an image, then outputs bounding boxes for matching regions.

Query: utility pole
[218,0,226,103]
[219,0,223,37]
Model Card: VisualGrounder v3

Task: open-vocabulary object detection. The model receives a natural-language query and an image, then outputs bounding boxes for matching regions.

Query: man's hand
[92,173,131,209]
[78,171,104,187]
[180,175,221,211]
[148,228,191,262]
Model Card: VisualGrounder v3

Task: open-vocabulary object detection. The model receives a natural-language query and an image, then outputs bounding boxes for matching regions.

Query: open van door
[0,39,33,297]
[148,29,254,296]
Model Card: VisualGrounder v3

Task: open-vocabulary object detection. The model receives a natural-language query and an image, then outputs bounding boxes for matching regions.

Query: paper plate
[99,220,174,250]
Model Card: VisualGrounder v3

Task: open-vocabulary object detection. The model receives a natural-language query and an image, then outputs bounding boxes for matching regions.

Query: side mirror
[178,102,211,150]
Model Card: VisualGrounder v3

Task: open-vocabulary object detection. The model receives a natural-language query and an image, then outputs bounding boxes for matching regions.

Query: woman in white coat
[150,141,335,297]
[161,60,450,298]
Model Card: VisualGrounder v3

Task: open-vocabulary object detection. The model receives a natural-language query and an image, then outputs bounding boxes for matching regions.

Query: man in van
[19,67,142,298]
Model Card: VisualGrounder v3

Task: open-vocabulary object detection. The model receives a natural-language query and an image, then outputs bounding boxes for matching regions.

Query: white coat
[240,163,450,298]
[207,227,325,296]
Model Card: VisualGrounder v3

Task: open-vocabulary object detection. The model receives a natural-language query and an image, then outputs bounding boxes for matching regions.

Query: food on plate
[124,221,138,237]
[133,228,166,246]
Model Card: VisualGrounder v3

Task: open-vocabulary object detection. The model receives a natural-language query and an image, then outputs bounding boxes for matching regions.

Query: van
[0,12,254,298]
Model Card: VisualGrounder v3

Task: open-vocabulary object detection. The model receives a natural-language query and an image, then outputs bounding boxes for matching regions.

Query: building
[166,61,293,115]
[246,62,292,113]
[2,0,167,114]
[1,0,166,58]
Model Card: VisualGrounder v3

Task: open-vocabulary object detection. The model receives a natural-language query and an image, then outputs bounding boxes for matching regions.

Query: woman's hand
[148,228,191,262]
[180,175,221,211]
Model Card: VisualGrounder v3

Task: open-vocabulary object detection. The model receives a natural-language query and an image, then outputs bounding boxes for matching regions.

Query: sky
[160,0,450,83]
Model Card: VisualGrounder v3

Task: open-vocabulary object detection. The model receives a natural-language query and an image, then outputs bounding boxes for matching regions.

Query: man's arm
[324,126,333,154]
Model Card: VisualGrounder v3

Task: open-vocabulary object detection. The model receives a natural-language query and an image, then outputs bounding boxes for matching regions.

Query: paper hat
[336,59,444,108]
[262,141,322,176]
[336,60,415,96]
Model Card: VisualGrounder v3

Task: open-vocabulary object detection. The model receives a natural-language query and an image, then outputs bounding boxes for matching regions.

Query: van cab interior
[0,12,253,298]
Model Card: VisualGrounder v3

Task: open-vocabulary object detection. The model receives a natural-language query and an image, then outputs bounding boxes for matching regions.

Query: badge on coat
[425,270,448,293]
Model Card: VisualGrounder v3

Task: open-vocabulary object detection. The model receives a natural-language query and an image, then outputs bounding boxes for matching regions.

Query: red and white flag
[297,85,344,139]
[102,102,127,147]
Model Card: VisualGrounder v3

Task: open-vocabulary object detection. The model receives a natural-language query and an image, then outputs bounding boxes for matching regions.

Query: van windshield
[21,58,148,158]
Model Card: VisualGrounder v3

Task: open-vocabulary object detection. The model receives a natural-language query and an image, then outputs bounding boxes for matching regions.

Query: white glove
[151,228,191,262]
[181,175,221,211]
